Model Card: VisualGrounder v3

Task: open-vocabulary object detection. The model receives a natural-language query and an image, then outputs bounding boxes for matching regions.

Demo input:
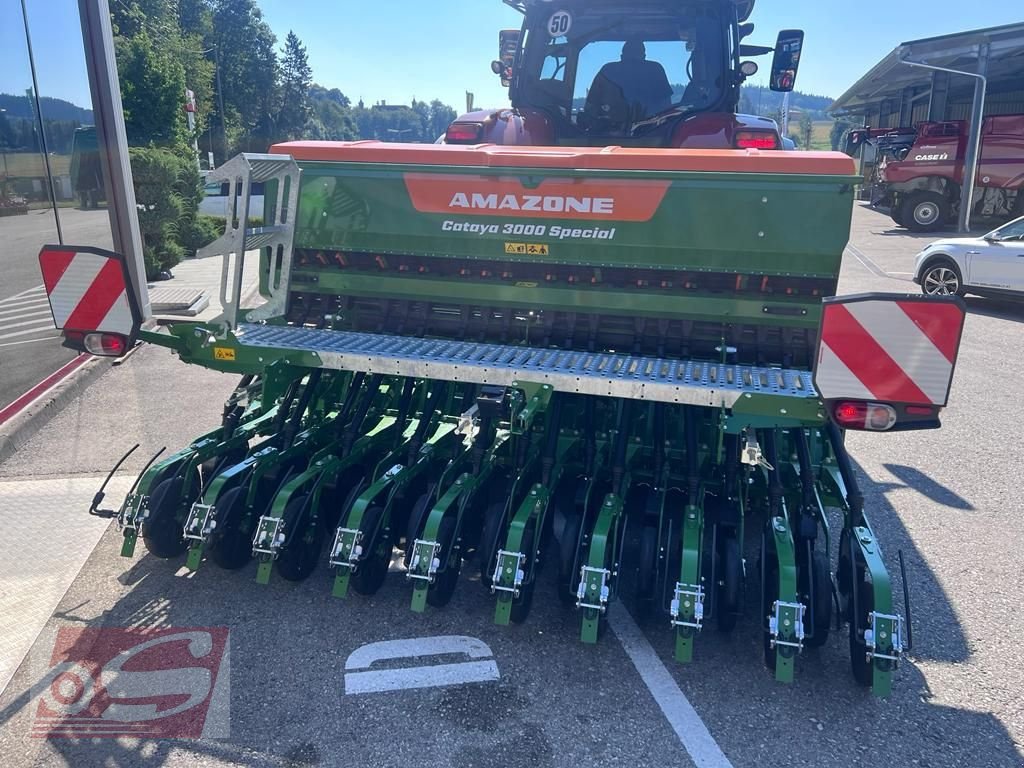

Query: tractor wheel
[426,515,461,608]
[509,518,538,625]
[141,477,189,558]
[208,487,253,570]
[351,505,392,596]
[716,535,742,633]
[904,191,950,232]
[276,494,325,583]
[760,542,780,672]
[889,199,908,227]
[557,512,584,607]
[920,258,965,297]
[803,550,832,648]
[849,574,875,687]
[478,499,507,589]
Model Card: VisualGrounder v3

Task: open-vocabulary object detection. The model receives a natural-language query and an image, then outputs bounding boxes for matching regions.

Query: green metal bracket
[673,490,705,663]
[853,525,898,698]
[494,484,548,625]
[768,508,801,684]
[510,381,552,437]
[579,492,623,644]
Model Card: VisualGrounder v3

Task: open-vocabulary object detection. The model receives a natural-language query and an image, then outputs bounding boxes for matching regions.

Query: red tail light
[735,131,779,150]
[445,123,484,144]
[83,332,128,357]
[833,401,897,431]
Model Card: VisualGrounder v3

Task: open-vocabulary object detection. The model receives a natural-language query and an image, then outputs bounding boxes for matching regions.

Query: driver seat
[585,56,673,125]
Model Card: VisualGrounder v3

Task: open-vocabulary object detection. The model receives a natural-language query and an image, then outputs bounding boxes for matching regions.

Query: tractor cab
[447,0,803,148]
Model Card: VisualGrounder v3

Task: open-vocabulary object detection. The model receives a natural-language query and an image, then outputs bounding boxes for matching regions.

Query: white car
[199,181,265,218]
[913,215,1024,298]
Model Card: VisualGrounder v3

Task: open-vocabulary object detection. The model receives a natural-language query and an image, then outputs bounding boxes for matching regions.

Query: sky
[1,0,1021,112]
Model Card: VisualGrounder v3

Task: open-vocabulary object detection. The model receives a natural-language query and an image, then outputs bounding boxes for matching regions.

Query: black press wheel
[634,524,659,624]
[803,549,833,648]
[920,258,964,297]
[557,512,584,607]
[904,191,950,233]
[141,477,189,558]
[207,486,253,570]
[425,515,461,608]
[404,492,433,564]
[760,536,780,672]
[350,505,392,596]
[715,534,742,633]
[850,574,875,687]
[508,519,538,625]
[276,493,326,583]
[478,499,507,589]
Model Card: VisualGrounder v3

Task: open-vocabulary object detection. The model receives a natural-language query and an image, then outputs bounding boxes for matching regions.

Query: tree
[116,31,189,148]
[428,99,457,140]
[278,31,313,140]
[211,0,279,154]
[800,111,814,151]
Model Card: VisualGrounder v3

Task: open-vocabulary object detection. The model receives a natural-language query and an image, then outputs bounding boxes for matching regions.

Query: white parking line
[0,335,60,349]
[0,284,45,303]
[609,602,733,768]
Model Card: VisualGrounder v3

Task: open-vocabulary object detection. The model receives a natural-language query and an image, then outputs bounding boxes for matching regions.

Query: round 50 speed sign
[548,11,572,37]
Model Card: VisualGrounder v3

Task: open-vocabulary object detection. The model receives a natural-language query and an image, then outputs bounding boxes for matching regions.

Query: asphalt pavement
[0,207,114,410]
[0,203,1021,768]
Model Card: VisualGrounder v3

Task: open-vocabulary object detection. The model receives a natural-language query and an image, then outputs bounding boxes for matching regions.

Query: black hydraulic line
[407,382,444,461]
[611,400,632,497]
[394,378,417,433]
[280,370,323,450]
[584,397,597,476]
[794,429,816,509]
[88,444,139,517]
[540,395,563,485]
[221,373,256,438]
[685,406,700,502]
[269,378,303,437]
[653,403,667,482]
[761,429,782,518]
[825,421,865,529]
[334,372,368,435]
[342,374,383,454]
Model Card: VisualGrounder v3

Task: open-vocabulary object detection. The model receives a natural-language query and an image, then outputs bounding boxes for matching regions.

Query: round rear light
[83,332,128,357]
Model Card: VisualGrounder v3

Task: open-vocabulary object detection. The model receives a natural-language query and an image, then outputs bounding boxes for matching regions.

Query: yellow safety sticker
[214,347,236,361]
[505,242,550,256]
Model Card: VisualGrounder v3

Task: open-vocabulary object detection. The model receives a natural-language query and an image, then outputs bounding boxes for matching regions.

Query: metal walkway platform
[237,324,818,408]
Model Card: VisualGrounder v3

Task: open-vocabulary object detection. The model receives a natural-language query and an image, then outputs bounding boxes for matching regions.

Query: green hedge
[130,147,218,279]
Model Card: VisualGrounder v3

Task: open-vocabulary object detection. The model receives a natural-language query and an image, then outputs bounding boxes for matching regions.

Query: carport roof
[830,22,1024,115]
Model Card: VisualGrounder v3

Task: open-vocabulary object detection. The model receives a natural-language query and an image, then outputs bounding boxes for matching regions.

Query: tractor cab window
[518,5,726,137]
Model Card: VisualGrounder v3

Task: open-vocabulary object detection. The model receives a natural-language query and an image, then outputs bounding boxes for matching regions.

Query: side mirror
[497,29,520,88]
[769,29,804,93]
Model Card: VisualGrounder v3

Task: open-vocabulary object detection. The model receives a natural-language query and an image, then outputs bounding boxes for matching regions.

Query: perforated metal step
[236,324,819,408]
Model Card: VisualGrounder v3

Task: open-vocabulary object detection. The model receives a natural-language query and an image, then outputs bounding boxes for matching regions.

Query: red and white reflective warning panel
[37,245,141,353]
[814,294,966,407]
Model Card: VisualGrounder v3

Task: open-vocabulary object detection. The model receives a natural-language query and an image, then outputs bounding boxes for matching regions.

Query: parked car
[913,215,1024,298]
[199,180,265,218]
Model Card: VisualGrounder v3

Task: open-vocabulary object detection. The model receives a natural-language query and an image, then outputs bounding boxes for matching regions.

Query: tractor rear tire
[904,191,950,232]
[141,477,189,559]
